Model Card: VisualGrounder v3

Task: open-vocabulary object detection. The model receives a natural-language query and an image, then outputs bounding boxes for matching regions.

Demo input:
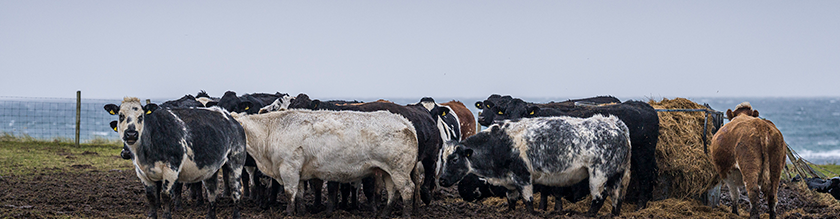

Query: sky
[1,1,839,100]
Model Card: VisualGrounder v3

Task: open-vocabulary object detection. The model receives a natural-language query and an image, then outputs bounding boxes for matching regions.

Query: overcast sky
[1,1,838,100]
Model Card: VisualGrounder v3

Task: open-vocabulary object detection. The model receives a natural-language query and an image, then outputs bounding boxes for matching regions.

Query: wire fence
[0,94,122,144]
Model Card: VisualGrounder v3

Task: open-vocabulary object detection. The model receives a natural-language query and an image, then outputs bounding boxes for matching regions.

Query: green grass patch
[0,140,132,176]
[814,164,840,178]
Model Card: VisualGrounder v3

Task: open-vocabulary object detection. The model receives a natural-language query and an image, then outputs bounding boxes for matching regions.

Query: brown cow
[710,102,786,219]
[440,101,476,140]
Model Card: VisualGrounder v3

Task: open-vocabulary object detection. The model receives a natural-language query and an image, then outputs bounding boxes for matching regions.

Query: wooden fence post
[75,91,81,147]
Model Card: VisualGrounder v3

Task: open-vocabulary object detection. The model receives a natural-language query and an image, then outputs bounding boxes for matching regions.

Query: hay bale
[648,98,720,199]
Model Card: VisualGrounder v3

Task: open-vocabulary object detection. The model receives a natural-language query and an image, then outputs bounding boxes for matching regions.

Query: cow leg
[242,166,254,199]
[505,189,520,212]
[159,177,179,219]
[391,171,416,218]
[363,176,376,209]
[170,182,182,210]
[350,182,360,210]
[608,169,632,216]
[222,161,243,219]
[143,181,161,219]
[723,169,744,215]
[378,173,397,218]
[762,180,778,219]
[189,183,204,205]
[339,182,351,209]
[310,179,324,210]
[326,181,339,215]
[203,171,221,219]
[279,173,302,215]
[537,185,548,211]
[420,157,436,204]
[268,179,281,208]
[586,172,610,217]
[520,184,535,215]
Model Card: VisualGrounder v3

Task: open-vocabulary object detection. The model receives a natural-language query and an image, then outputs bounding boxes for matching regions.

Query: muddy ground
[2,166,839,219]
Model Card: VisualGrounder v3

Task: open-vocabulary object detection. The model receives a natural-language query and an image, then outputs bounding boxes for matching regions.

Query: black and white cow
[463,95,622,210]
[484,98,659,210]
[104,97,246,219]
[232,110,420,217]
[439,115,632,216]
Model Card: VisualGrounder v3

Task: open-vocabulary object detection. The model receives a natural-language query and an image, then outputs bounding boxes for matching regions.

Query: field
[2,141,839,218]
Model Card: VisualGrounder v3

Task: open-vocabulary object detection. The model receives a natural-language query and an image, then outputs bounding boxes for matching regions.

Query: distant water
[2,96,838,164]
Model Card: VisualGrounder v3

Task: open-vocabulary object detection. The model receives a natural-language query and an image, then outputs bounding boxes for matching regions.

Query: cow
[258,95,295,114]
[797,176,840,200]
[231,110,419,217]
[710,102,786,219]
[416,97,462,142]
[195,90,219,107]
[463,95,625,210]
[439,114,632,216]
[103,97,246,219]
[288,94,443,206]
[478,97,657,211]
[440,100,476,140]
[215,91,277,115]
[110,95,213,206]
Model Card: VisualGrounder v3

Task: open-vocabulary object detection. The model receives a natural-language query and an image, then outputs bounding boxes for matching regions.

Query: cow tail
[754,131,771,187]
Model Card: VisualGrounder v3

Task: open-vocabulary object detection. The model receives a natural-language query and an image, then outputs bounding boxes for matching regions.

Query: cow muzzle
[123,130,139,145]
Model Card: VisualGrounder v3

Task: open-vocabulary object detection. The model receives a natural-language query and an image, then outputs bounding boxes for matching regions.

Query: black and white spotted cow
[232,110,420,217]
[439,115,632,216]
[104,97,246,219]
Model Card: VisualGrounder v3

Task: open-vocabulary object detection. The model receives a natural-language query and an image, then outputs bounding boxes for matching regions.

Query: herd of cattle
[103,91,787,219]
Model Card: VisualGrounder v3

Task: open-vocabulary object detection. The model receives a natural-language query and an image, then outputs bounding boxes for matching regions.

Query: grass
[0,139,131,176]
[813,164,840,178]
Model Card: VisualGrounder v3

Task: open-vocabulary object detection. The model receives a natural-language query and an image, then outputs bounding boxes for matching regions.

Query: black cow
[483,97,659,210]
[288,93,443,209]
[439,115,632,216]
[104,97,246,219]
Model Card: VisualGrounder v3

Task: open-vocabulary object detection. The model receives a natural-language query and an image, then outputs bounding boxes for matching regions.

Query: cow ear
[104,104,119,115]
[144,104,159,115]
[475,101,483,109]
[437,107,451,117]
[110,121,118,132]
[238,101,253,111]
[726,109,734,120]
[205,101,218,108]
[752,110,759,117]
[311,100,321,109]
[484,101,494,109]
[527,106,539,116]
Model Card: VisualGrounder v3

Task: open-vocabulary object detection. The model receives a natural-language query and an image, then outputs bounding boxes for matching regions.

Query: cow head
[109,120,133,160]
[418,97,461,142]
[288,93,321,110]
[439,141,473,187]
[104,97,158,147]
[216,91,254,114]
[726,102,759,120]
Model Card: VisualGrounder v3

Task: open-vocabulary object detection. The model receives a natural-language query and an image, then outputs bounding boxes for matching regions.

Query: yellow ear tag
[113,127,117,131]
[465,152,470,158]
[442,112,446,116]
[146,110,152,115]
[498,111,503,115]
[245,106,250,110]
[529,111,534,115]
[109,110,115,115]
[476,103,481,107]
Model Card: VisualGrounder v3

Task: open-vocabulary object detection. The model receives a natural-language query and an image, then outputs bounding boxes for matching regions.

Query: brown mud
[2,167,839,219]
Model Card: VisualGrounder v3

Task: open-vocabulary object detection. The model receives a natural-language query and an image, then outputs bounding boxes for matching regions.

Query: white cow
[232,109,419,217]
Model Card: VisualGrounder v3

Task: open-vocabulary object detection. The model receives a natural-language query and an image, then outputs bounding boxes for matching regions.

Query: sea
[2,96,838,165]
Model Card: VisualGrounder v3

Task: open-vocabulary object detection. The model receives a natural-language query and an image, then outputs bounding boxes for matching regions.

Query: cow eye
[119,114,125,122]
[137,115,143,122]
